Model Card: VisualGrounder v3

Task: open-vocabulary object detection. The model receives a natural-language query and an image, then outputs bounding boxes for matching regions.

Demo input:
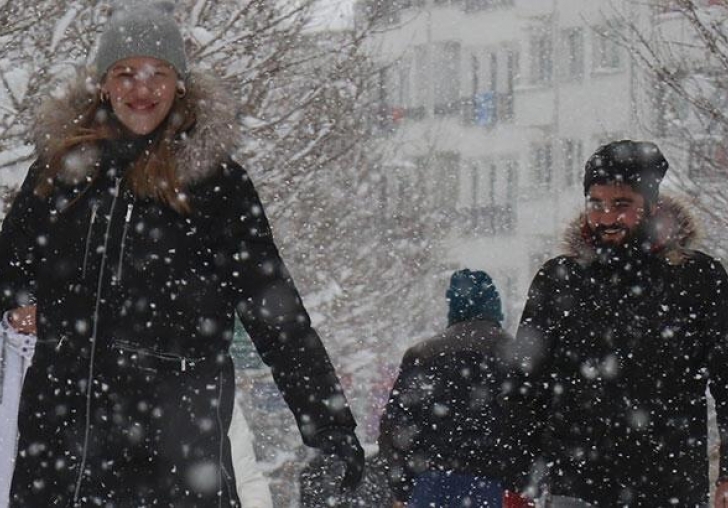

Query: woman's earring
[176,84,187,99]
[99,90,110,104]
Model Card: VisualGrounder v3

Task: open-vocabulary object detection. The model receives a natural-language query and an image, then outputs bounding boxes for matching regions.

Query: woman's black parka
[1,71,356,507]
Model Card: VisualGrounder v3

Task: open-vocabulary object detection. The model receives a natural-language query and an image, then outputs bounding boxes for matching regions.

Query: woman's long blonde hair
[36,87,196,214]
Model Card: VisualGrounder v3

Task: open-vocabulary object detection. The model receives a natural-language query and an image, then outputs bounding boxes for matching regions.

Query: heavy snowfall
[1,0,728,507]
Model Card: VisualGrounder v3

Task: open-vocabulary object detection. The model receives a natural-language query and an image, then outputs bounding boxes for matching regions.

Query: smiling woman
[0,1,364,506]
[102,58,182,136]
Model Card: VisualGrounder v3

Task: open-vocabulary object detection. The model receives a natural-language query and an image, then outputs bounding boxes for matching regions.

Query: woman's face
[101,56,180,136]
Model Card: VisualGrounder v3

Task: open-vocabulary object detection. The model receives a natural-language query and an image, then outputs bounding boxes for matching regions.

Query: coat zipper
[81,203,99,279]
[73,177,122,506]
[216,370,234,508]
[55,335,67,352]
[111,340,203,371]
[115,203,134,283]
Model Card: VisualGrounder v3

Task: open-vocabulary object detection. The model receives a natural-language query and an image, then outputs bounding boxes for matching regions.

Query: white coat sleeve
[0,326,36,507]
[229,397,274,508]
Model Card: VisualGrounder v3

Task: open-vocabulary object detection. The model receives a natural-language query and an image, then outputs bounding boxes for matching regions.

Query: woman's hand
[8,305,37,334]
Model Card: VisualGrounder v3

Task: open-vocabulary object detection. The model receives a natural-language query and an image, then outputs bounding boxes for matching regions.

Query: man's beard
[589,221,654,266]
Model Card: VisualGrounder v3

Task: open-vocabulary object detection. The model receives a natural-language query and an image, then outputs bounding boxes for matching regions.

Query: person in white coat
[230,396,274,508]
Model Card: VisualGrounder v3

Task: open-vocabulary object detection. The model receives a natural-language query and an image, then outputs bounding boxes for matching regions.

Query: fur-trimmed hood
[32,67,239,186]
[563,195,699,266]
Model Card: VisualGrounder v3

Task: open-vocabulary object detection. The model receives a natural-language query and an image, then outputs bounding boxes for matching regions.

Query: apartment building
[359,0,660,326]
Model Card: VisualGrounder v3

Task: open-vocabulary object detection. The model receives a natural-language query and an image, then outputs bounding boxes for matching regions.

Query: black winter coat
[1,71,356,507]
[378,320,529,502]
[516,198,728,507]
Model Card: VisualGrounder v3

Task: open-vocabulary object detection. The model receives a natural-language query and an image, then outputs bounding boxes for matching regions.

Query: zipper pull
[82,203,100,279]
[56,336,67,351]
[115,203,135,283]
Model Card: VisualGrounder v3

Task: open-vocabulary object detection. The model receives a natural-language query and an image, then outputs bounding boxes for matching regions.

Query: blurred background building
[356,0,667,330]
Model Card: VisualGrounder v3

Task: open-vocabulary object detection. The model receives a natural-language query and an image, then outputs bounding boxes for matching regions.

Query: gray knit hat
[94,1,188,78]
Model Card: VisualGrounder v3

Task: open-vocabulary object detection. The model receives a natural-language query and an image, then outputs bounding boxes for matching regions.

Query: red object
[391,106,405,122]
[503,490,536,508]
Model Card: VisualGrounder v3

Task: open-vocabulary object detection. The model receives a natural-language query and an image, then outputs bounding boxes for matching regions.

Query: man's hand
[8,305,36,335]
[315,429,365,491]
[392,502,406,508]
[716,480,728,508]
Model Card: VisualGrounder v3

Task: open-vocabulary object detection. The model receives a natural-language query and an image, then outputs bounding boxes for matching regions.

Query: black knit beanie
[583,140,668,204]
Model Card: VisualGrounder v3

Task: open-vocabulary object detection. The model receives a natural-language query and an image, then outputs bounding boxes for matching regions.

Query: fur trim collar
[32,67,239,185]
[563,195,699,266]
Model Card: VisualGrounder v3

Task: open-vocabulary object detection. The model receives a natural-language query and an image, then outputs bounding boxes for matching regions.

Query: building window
[465,158,517,235]
[413,44,429,110]
[653,80,691,138]
[650,0,722,14]
[462,54,480,124]
[470,158,493,207]
[562,139,583,187]
[500,48,517,121]
[688,139,728,181]
[464,46,517,126]
[464,0,515,10]
[397,58,412,108]
[505,159,518,205]
[531,142,553,187]
[592,25,623,72]
[529,30,553,85]
[561,28,584,82]
[433,41,462,116]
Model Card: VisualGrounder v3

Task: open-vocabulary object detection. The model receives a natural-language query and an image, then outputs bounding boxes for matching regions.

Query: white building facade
[360,0,664,326]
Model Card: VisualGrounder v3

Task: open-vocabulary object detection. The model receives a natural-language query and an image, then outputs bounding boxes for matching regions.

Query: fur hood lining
[32,67,240,186]
[563,195,699,266]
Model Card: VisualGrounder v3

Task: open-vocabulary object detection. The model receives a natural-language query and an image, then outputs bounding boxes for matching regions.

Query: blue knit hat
[446,269,504,327]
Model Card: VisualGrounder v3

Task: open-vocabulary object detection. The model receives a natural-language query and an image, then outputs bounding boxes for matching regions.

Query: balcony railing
[460,92,514,127]
[458,205,516,235]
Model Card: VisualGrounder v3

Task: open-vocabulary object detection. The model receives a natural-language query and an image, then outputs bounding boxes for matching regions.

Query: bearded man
[516,140,728,507]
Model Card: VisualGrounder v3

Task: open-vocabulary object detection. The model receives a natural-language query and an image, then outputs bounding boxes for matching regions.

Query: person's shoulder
[685,249,722,264]
[680,249,728,277]
[403,332,446,365]
[405,322,504,362]
[204,158,251,185]
[541,255,574,269]
[534,255,583,280]
[191,159,258,199]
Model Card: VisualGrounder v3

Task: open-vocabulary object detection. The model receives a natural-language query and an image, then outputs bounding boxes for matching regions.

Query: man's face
[585,184,651,246]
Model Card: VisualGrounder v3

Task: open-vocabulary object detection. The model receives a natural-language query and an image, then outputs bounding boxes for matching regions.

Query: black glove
[315,429,365,491]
